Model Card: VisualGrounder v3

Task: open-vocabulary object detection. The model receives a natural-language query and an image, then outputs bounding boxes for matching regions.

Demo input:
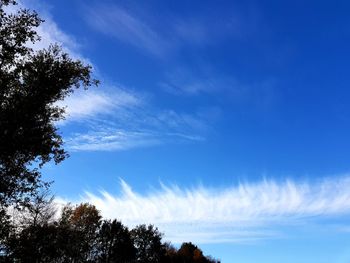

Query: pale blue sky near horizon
[18,0,350,261]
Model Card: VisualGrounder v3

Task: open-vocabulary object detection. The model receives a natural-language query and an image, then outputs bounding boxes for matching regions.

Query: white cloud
[56,87,140,123]
[63,175,350,244]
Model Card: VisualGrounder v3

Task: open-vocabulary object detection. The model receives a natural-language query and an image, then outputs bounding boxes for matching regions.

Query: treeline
[0,194,219,263]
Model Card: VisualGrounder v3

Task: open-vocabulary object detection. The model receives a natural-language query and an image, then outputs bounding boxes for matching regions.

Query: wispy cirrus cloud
[84,4,171,57]
[56,82,208,151]
[63,106,207,151]
[55,80,209,151]
[65,128,204,152]
[160,68,240,96]
[65,129,159,152]
[82,3,242,57]
[63,175,350,244]
[16,0,213,151]
[160,67,278,111]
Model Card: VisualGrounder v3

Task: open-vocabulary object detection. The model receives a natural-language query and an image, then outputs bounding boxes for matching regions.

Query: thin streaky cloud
[83,3,241,57]
[160,64,248,96]
[65,129,160,152]
[65,128,203,152]
[160,67,277,107]
[59,175,350,243]
[160,72,240,96]
[84,4,170,57]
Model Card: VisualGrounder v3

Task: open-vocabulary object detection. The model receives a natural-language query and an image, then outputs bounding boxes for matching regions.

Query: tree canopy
[0,0,97,210]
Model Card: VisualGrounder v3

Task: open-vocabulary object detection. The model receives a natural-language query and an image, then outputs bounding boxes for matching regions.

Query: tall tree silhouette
[97,220,136,263]
[131,224,166,263]
[0,0,97,240]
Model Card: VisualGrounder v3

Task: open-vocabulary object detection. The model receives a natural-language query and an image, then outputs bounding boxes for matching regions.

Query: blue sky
[18,0,350,261]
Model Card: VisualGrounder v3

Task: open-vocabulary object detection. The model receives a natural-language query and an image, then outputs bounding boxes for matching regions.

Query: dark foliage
[6,224,60,262]
[0,0,97,247]
[0,0,97,211]
[97,220,136,263]
[2,202,219,263]
[131,224,166,263]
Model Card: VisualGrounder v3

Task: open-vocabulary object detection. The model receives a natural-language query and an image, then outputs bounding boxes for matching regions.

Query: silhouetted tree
[97,220,136,263]
[165,242,220,263]
[0,0,97,240]
[163,243,180,263]
[0,210,11,259]
[16,189,56,228]
[6,203,102,262]
[6,224,60,262]
[131,224,166,263]
[60,203,102,262]
[4,191,59,262]
[178,242,201,262]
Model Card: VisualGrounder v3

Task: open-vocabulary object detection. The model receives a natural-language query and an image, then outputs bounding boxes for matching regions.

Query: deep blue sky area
[56,0,349,176]
[23,0,350,261]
